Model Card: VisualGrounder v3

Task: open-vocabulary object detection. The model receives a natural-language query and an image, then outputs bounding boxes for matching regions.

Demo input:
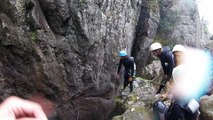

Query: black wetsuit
[117,57,134,92]
[157,46,175,94]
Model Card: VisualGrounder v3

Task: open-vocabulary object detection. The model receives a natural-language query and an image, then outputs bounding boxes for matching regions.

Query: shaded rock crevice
[132,0,160,76]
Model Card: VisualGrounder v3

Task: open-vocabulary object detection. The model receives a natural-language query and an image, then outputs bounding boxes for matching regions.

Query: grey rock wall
[0,0,207,119]
[156,0,203,47]
[0,0,143,119]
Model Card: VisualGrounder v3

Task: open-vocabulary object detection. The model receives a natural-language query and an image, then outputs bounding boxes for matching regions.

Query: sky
[198,0,213,34]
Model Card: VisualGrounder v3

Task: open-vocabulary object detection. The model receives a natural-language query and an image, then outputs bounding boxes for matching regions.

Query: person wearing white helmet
[153,44,198,120]
[150,42,175,94]
[117,50,135,93]
[172,44,186,66]
[172,44,185,53]
[150,42,162,52]
[167,45,198,120]
[154,44,186,100]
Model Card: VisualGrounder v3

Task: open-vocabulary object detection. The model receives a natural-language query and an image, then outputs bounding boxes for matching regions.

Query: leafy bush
[157,0,180,33]
[159,10,180,33]
[31,32,37,43]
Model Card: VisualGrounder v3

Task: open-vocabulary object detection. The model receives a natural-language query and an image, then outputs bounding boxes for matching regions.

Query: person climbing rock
[150,42,175,94]
[116,50,135,93]
[153,44,199,120]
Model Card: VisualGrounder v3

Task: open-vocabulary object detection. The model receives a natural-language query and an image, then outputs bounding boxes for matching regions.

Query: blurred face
[151,49,161,57]
[173,51,184,66]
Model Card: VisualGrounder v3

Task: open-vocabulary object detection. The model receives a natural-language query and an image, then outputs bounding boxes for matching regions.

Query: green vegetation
[128,94,138,102]
[146,0,159,14]
[158,0,165,5]
[159,11,180,33]
[204,25,209,34]
[109,97,127,119]
[154,33,176,49]
[31,32,37,43]
[154,34,167,45]
[157,0,180,33]
[202,20,209,34]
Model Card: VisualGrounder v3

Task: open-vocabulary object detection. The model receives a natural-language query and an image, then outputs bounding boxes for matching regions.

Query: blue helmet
[119,50,127,57]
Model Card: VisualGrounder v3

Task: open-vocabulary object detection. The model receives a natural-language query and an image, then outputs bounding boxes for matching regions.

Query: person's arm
[166,52,175,78]
[116,60,122,80]
[127,60,134,82]
[161,59,167,75]
[0,96,48,120]
[130,60,134,77]
[117,59,122,74]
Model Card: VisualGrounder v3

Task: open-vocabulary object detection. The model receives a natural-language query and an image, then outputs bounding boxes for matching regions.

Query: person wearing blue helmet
[117,50,135,93]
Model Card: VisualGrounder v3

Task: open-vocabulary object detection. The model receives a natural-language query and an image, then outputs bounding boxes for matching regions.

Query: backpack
[153,100,168,120]
[129,57,136,77]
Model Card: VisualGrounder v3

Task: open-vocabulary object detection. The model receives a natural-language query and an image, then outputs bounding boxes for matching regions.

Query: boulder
[199,95,213,120]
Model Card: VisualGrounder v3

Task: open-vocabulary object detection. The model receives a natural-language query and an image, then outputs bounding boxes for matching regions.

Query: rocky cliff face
[0,0,206,120]
[155,0,204,47]
[131,0,160,74]
[0,0,146,119]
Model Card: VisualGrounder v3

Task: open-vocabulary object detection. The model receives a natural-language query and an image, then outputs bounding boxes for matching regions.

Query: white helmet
[172,44,185,53]
[150,42,162,51]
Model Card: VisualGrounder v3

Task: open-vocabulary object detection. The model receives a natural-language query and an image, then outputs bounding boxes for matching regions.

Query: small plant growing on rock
[31,32,37,43]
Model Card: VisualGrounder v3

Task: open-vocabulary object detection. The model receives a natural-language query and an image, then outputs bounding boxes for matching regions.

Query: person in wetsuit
[150,42,175,94]
[117,50,135,93]
[153,45,199,120]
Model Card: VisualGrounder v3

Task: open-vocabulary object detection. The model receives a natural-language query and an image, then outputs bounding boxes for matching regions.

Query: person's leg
[169,104,185,120]
[185,111,197,120]
[156,79,167,94]
[123,77,128,90]
[164,109,170,120]
[153,101,161,120]
[129,80,133,93]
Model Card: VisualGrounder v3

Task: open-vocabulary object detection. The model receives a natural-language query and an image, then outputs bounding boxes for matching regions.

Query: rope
[135,75,165,86]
